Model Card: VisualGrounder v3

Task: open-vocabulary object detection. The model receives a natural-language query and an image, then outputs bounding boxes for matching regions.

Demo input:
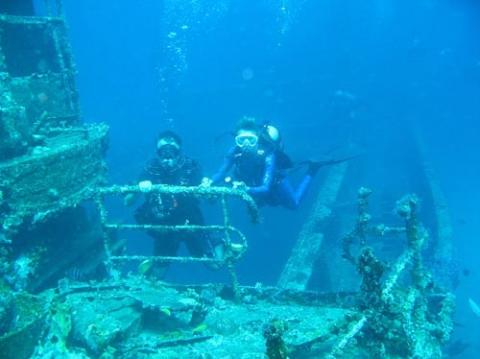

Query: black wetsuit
[135,156,212,262]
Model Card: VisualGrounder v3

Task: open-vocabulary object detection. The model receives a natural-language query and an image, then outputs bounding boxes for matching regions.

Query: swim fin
[300,154,360,176]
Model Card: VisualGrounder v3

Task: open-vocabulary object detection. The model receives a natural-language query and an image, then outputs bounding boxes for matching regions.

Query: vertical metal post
[49,18,78,116]
[356,187,371,246]
[95,195,118,279]
[221,195,240,301]
[414,128,453,288]
[403,198,424,288]
[50,23,66,72]
[221,195,231,245]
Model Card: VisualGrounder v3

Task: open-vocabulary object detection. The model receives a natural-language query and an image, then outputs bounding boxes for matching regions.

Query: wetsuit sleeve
[187,159,204,185]
[247,153,276,195]
[211,147,236,184]
[137,158,157,182]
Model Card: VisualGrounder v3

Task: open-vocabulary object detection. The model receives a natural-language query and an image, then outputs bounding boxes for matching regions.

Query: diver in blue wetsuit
[203,117,321,209]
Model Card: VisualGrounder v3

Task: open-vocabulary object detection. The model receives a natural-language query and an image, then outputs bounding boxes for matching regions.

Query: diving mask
[235,131,259,148]
[157,138,180,158]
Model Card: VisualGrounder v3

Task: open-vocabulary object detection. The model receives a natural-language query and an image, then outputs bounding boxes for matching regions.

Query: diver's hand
[138,180,153,193]
[200,177,213,187]
[124,193,136,206]
[232,181,247,191]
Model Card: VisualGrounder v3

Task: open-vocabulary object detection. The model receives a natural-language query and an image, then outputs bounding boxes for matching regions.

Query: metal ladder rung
[104,223,234,232]
[110,255,223,264]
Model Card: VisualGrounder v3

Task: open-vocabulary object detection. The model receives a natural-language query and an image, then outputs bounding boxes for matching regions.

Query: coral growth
[263,318,289,359]
[336,188,455,358]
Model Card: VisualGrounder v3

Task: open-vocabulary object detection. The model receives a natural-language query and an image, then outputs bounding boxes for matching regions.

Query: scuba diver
[202,117,351,209]
[127,131,217,278]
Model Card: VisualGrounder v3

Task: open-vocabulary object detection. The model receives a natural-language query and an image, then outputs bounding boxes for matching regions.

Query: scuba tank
[259,122,281,149]
[260,122,293,170]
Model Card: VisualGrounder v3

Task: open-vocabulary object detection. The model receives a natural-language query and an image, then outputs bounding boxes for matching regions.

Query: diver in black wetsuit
[129,131,215,278]
[203,117,322,209]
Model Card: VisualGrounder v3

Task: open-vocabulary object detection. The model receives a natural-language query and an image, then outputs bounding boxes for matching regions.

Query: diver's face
[156,139,181,170]
[235,130,259,152]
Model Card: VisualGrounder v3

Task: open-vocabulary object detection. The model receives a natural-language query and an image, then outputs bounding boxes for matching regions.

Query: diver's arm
[246,153,276,195]
[124,160,155,205]
[186,158,203,186]
[211,148,236,184]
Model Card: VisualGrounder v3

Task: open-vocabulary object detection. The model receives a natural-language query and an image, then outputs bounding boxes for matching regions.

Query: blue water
[40,0,480,356]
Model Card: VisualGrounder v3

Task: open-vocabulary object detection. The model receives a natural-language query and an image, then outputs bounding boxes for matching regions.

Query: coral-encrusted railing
[95,184,258,297]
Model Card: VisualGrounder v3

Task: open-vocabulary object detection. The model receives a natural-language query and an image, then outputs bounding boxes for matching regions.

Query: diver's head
[156,131,182,170]
[235,116,259,152]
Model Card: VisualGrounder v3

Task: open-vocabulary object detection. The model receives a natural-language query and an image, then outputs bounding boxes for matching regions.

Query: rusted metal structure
[95,184,259,296]
[0,0,109,293]
[0,2,456,358]
[0,0,107,234]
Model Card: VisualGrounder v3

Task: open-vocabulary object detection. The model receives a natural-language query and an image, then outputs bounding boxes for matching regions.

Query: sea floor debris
[0,276,358,359]
[0,267,453,359]
[0,3,459,358]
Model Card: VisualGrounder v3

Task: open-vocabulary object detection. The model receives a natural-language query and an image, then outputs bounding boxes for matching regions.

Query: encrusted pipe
[327,316,367,358]
[110,255,223,264]
[356,187,372,245]
[104,223,243,237]
[381,249,414,302]
[331,192,430,356]
[401,288,422,355]
[103,222,247,253]
[382,195,427,302]
[97,184,259,222]
[342,188,372,263]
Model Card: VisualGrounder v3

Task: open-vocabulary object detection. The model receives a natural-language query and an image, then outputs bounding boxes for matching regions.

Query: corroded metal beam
[0,14,63,25]
[326,316,367,359]
[414,130,454,288]
[110,255,222,264]
[103,223,247,248]
[277,163,348,290]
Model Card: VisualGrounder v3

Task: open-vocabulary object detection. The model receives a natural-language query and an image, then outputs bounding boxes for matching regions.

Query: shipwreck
[0,1,455,358]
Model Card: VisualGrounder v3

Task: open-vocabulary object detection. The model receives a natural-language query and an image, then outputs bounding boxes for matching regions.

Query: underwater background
[31,0,480,357]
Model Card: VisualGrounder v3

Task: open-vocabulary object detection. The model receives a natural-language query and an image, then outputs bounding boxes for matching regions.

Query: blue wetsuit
[212,146,312,209]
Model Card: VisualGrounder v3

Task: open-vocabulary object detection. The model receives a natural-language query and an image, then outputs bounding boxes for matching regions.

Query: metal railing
[94,184,259,296]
